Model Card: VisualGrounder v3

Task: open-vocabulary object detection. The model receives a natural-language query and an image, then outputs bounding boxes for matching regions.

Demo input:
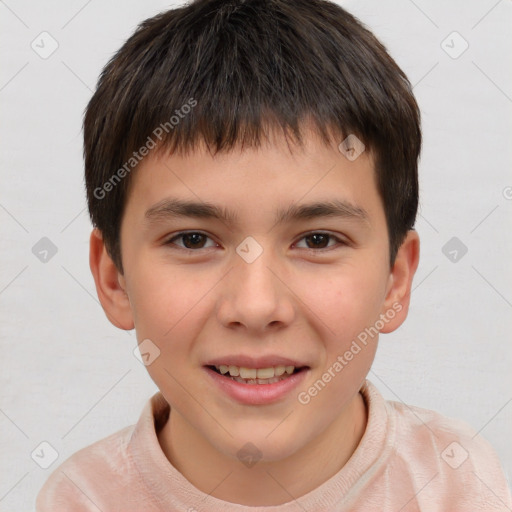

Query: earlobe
[89,228,135,330]
[379,230,420,333]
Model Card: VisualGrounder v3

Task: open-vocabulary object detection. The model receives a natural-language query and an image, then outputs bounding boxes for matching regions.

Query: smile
[210,364,301,384]
[204,364,310,404]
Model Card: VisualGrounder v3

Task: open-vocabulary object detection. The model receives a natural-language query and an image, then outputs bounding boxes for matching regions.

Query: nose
[216,246,295,334]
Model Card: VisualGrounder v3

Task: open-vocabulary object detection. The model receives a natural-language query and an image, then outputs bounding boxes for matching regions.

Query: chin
[215,429,309,465]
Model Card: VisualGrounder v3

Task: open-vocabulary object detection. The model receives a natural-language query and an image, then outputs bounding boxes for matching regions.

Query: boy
[36,0,512,510]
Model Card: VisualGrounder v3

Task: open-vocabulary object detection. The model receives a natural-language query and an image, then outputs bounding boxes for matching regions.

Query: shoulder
[35,424,135,512]
[386,398,512,509]
[389,397,496,464]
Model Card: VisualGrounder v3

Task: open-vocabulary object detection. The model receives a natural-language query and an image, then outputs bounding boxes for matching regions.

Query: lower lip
[204,366,309,405]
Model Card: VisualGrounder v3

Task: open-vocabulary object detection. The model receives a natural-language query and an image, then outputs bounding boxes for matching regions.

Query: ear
[379,230,420,333]
[89,228,134,330]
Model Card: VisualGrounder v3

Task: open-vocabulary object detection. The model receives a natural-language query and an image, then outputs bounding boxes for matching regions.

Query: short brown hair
[84,0,421,273]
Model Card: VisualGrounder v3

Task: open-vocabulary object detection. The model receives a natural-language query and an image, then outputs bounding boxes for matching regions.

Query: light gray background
[1,0,511,510]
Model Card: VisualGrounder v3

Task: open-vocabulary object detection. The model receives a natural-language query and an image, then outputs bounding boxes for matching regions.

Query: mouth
[202,355,311,404]
[206,364,309,385]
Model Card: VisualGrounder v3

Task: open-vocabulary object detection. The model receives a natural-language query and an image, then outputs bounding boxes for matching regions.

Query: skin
[89,124,419,506]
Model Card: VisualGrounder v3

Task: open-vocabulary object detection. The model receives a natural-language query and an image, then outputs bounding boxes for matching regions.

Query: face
[104,127,414,463]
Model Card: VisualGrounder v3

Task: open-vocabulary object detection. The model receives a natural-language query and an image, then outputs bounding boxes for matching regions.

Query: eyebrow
[144,197,370,228]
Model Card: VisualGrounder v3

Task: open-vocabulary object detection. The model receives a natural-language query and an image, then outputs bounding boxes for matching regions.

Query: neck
[158,391,367,506]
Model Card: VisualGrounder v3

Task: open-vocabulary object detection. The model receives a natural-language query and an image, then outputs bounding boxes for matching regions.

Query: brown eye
[295,232,344,251]
[304,233,330,249]
[181,233,207,249]
[165,232,216,250]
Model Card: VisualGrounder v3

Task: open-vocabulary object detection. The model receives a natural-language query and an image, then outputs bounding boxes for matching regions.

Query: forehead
[124,126,382,229]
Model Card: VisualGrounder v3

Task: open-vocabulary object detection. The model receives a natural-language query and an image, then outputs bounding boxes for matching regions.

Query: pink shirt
[36,380,512,511]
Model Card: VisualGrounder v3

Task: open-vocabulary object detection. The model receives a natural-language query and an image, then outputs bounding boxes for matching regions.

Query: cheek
[296,264,385,341]
[127,262,197,343]
[294,271,381,416]
[127,265,208,404]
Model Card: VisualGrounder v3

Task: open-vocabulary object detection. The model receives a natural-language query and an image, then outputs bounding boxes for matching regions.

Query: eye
[164,231,217,250]
[164,231,347,252]
[294,232,346,251]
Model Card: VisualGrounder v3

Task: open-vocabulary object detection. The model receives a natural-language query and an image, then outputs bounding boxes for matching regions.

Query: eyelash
[163,231,348,253]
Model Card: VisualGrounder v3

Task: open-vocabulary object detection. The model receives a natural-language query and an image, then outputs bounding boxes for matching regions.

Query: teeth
[239,367,257,379]
[275,366,286,376]
[233,376,284,385]
[214,364,298,380]
[256,367,274,379]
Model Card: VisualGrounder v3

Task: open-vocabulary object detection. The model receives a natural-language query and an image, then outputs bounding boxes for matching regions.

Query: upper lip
[204,355,309,369]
